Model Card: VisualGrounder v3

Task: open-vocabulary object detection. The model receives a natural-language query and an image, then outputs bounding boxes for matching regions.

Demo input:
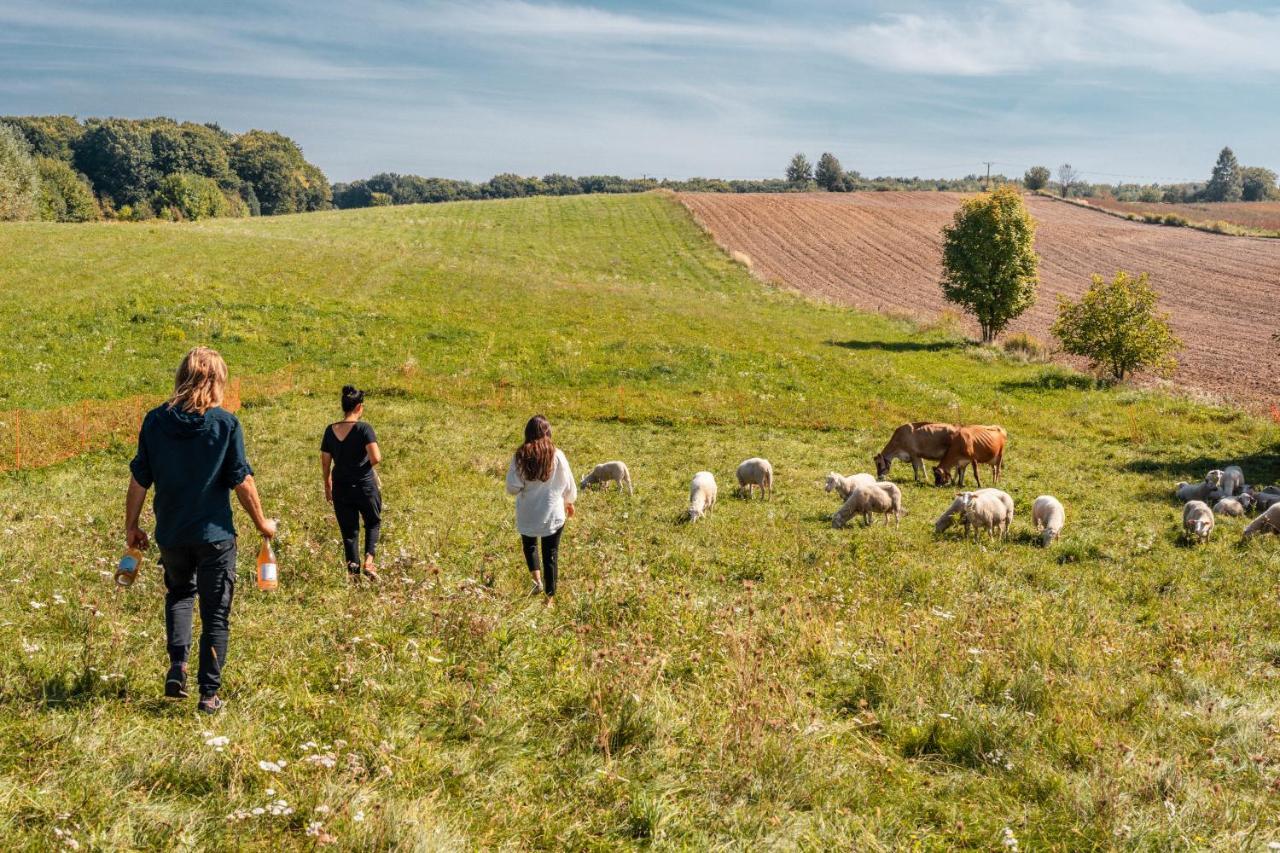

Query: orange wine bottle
[115,547,143,587]
[256,539,278,591]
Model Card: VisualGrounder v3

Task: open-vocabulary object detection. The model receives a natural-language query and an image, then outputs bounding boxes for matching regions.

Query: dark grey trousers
[159,538,237,696]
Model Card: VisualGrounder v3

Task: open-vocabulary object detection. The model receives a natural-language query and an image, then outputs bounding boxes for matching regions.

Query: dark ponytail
[341,384,365,414]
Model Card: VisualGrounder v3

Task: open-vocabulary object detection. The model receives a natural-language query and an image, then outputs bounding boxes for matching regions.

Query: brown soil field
[1086,197,1280,233]
[678,191,1280,408]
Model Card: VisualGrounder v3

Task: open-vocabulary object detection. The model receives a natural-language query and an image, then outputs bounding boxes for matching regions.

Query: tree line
[1021,147,1276,203]
[0,116,330,222]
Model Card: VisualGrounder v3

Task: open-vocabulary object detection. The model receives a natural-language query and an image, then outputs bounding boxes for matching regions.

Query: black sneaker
[197,693,224,715]
[164,664,189,699]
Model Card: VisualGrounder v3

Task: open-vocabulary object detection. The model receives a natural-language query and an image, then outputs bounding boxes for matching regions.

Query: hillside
[679,191,1280,408]
[1,194,1279,849]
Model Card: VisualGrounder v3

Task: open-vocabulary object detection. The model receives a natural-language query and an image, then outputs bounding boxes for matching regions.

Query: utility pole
[983,161,994,190]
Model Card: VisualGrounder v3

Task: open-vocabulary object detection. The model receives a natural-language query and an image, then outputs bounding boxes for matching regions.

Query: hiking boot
[164,664,189,699]
[347,563,362,584]
[529,580,544,596]
[361,556,380,583]
[197,693,224,715]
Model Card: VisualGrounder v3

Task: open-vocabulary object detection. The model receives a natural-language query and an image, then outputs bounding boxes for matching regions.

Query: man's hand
[257,518,278,539]
[126,526,149,550]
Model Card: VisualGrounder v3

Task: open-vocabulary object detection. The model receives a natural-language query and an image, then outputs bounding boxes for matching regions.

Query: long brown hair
[167,347,227,414]
[515,415,555,482]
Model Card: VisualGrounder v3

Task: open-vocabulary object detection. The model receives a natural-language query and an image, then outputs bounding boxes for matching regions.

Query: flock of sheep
[1175,466,1280,543]
[576,423,1280,547]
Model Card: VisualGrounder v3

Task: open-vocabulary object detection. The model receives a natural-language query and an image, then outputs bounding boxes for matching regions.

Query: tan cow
[873,422,960,482]
[933,425,1007,487]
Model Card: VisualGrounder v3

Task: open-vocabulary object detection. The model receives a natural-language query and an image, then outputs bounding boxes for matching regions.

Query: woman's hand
[565,502,575,518]
[324,479,333,503]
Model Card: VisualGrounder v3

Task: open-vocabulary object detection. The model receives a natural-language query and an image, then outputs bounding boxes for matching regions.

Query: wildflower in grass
[258,759,287,772]
[204,734,229,751]
[1001,827,1018,850]
[53,593,66,604]
[21,638,39,653]
[315,805,331,815]
[30,601,45,609]
[353,810,365,822]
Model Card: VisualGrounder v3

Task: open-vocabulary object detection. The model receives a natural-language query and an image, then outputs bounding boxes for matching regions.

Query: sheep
[580,461,633,495]
[1242,504,1280,540]
[1175,480,1216,503]
[934,494,966,535]
[1213,496,1252,517]
[1182,500,1214,543]
[1254,491,1280,512]
[824,471,876,501]
[1206,466,1245,498]
[957,489,1014,541]
[1031,495,1065,547]
[687,471,718,522]
[735,457,774,500]
[832,483,899,528]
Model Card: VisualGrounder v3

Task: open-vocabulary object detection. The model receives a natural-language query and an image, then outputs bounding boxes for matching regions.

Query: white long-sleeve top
[505,448,577,537]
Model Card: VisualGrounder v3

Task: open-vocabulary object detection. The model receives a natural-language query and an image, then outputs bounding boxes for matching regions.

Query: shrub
[1051,271,1182,381]
[151,173,232,221]
[940,186,1040,343]
[0,122,39,220]
[1023,166,1050,191]
[35,157,99,222]
[1001,331,1048,361]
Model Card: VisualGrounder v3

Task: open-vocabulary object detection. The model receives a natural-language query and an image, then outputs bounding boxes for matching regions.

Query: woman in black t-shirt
[321,385,383,582]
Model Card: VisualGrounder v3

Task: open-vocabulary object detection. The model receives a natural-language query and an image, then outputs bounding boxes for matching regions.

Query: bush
[35,157,99,222]
[151,173,231,221]
[0,122,39,221]
[1051,271,1182,381]
[1001,332,1048,361]
[1023,166,1050,191]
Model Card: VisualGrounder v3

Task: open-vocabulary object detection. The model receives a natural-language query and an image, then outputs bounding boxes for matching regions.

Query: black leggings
[520,526,563,596]
[334,481,382,569]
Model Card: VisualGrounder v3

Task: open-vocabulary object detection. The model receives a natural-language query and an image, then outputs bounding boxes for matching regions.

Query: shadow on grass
[997,370,1098,393]
[1123,450,1280,485]
[38,670,131,710]
[827,338,965,353]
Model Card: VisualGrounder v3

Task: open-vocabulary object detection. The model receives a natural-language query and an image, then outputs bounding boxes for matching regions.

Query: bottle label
[260,563,277,583]
[118,555,138,574]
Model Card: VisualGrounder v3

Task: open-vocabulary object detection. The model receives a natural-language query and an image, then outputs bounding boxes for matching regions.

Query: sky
[1,0,1276,184]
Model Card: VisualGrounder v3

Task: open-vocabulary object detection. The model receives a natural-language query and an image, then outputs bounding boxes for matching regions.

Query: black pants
[160,538,237,696]
[334,481,382,569]
[520,526,563,596]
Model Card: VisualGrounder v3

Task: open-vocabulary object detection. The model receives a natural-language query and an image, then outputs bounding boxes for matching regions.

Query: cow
[873,422,959,483]
[933,425,1007,488]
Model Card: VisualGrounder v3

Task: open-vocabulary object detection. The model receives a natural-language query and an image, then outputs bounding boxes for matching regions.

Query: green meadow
[1,193,1278,850]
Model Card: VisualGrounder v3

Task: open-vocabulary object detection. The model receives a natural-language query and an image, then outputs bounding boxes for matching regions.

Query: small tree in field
[1023,166,1050,191]
[1051,271,1181,381]
[815,152,844,191]
[940,185,1039,343]
[1056,163,1080,197]
[785,153,813,184]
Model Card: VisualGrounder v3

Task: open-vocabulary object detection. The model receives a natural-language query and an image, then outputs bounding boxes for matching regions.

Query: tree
[1202,146,1243,202]
[1241,166,1277,202]
[36,157,99,221]
[151,172,231,220]
[815,152,844,191]
[1056,164,1080,198]
[1023,166,1050,191]
[1051,271,1181,381]
[1,115,83,161]
[150,121,236,188]
[785,153,813,184]
[0,122,39,221]
[940,185,1040,343]
[229,130,330,215]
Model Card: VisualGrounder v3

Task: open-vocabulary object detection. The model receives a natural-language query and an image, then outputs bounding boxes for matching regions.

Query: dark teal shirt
[129,405,253,547]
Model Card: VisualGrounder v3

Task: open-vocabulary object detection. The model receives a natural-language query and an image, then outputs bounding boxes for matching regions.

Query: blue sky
[1,0,1276,183]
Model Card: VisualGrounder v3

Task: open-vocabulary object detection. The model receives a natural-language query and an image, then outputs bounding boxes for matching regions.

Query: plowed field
[679,191,1280,407]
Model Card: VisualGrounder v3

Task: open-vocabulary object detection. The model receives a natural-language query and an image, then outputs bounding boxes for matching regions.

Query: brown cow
[933,425,1007,487]
[874,422,960,482]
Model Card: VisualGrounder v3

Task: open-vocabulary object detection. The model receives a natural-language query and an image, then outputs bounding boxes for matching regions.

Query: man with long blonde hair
[124,347,276,714]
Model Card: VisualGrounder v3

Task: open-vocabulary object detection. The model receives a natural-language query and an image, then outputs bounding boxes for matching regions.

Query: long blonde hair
[168,347,228,414]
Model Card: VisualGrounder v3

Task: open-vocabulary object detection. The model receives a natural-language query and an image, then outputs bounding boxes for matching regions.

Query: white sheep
[735,457,774,500]
[1242,504,1280,540]
[1213,496,1251,517]
[824,471,876,501]
[687,471,718,521]
[1175,480,1216,503]
[957,489,1014,541]
[580,461,633,495]
[832,483,899,528]
[934,494,966,535]
[1031,495,1065,546]
[1182,500,1214,543]
[1206,465,1245,498]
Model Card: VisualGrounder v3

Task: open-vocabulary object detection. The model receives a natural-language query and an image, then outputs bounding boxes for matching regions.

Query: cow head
[933,465,951,487]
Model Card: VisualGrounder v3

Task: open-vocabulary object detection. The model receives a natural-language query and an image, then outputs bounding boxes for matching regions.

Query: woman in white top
[505,415,576,605]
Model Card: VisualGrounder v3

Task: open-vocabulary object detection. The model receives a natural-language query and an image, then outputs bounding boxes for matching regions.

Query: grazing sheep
[832,483,899,528]
[580,461,633,495]
[1175,480,1216,503]
[1031,495,1065,546]
[735,457,774,499]
[934,494,967,534]
[1182,500,1214,543]
[1255,491,1280,512]
[957,489,1014,541]
[1242,504,1280,540]
[687,471,718,522]
[824,471,876,501]
[1214,496,1252,517]
[1206,466,1245,497]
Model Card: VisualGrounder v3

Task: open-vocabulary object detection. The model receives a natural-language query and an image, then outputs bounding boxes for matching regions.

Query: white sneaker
[529,581,544,596]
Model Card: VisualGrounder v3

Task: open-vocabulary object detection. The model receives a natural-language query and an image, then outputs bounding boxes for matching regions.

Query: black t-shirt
[322,421,378,487]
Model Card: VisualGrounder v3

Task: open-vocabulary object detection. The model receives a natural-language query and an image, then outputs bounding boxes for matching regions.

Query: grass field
[1,193,1279,850]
